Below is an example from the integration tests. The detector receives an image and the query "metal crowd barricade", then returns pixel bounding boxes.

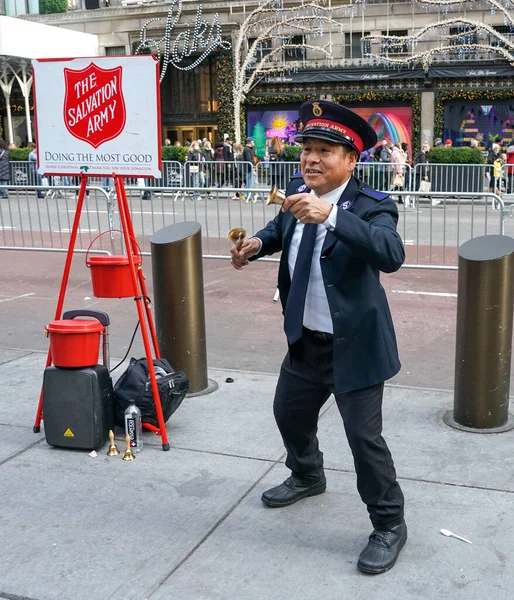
[254,160,414,194]
[10,161,34,187]
[8,160,499,198]
[255,160,301,190]
[353,161,413,193]
[8,160,259,191]
[185,160,256,190]
[0,183,113,254]
[0,175,508,270]
[121,185,279,259]
[145,160,183,188]
[412,163,490,200]
[395,190,504,269]
[501,162,514,195]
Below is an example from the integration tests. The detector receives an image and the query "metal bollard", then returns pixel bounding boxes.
[150,222,217,396]
[444,234,514,433]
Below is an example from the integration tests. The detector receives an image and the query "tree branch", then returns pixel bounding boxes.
[243,43,332,94]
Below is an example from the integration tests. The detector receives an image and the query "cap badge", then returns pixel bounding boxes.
[312,102,323,117]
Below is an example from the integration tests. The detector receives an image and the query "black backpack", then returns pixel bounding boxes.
[114,358,188,428]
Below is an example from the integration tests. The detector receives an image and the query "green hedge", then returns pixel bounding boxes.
[9,148,31,160]
[39,0,67,13]
[284,145,302,162]
[427,147,484,164]
[162,146,188,162]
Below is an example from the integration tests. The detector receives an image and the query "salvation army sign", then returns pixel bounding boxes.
[64,63,126,149]
[32,55,161,177]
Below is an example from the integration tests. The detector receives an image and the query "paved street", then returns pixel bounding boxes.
[0,356,513,600]
[0,250,460,389]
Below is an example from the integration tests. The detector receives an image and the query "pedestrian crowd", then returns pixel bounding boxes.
[174,134,291,203]
[358,135,514,208]
[358,138,433,207]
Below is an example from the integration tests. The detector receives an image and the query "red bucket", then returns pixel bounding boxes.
[46,319,103,368]
[86,231,142,298]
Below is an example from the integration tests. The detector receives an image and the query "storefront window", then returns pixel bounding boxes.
[444,101,514,148]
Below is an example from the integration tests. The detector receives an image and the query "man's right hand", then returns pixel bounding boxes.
[230,237,261,270]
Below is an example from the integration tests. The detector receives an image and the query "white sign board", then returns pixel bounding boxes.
[32,55,161,178]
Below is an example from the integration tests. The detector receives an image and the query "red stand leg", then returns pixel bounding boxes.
[119,188,160,359]
[33,175,89,433]
[114,176,169,450]
[138,269,161,359]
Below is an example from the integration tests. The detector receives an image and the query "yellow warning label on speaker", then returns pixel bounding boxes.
[63,428,75,437]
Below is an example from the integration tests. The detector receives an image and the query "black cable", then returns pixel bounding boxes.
[110,320,140,373]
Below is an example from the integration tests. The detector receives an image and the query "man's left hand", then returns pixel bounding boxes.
[282,193,333,224]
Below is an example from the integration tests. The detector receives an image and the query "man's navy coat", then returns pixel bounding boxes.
[251,175,405,393]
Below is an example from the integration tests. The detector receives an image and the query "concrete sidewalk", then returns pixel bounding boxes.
[1,349,513,600]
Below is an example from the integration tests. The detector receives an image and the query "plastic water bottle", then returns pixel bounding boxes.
[124,403,143,453]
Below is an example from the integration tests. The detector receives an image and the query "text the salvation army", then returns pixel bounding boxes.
[67,72,118,136]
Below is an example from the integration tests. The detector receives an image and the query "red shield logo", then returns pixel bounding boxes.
[63,63,126,149]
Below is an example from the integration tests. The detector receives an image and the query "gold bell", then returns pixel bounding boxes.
[122,433,136,461]
[266,185,286,206]
[227,227,247,250]
[106,430,120,456]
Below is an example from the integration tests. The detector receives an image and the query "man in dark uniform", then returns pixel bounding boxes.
[231,100,406,574]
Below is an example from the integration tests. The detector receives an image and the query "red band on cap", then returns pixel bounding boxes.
[303,119,364,153]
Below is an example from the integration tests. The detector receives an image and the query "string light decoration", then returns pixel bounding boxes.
[231,0,344,143]
[363,0,514,72]
[135,0,231,82]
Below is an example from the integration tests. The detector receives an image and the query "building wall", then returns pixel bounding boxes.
[18,0,511,66]
[13,0,514,149]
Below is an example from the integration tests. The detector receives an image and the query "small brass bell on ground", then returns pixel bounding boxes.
[106,430,120,456]
[122,433,136,461]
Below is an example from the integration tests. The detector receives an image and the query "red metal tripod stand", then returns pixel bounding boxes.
[33,174,170,451]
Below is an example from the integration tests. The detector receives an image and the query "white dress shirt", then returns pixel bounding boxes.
[288,180,349,334]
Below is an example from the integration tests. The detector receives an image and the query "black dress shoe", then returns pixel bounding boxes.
[261,475,326,508]
[357,521,407,574]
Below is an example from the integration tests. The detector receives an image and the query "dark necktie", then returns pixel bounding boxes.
[284,223,318,344]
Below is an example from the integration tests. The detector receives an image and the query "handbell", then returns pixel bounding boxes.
[106,429,120,456]
[266,185,286,206]
[122,433,136,461]
[227,227,247,250]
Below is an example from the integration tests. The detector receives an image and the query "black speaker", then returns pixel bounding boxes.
[42,365,113,450]
[85,0,100,9]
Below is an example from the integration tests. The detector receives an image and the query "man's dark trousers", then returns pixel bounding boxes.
[274,327,404,528]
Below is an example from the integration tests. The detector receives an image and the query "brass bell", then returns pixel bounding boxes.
[266,185,286,206]
[106,430,120,456]
[227,227,247,250]
[122,433,136,461]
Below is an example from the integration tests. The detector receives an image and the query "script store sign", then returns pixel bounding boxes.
[32,55,161,177]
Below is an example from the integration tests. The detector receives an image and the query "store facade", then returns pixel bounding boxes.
[9,0,514,154]
[160,55,219,145]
